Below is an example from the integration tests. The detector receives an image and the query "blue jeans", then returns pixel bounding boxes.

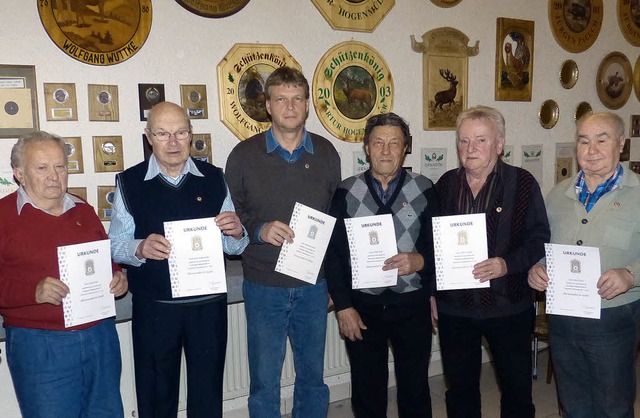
[243,279,330,418]
[6,318,124,418]
[549,299,640,418]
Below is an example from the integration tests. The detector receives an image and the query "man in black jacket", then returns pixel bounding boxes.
[435,105,550,418]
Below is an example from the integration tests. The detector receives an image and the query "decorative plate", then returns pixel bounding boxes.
[596,51,633,110]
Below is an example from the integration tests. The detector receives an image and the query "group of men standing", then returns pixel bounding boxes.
[0,65,638,418]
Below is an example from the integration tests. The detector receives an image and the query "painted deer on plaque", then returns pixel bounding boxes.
[433,69,458,111]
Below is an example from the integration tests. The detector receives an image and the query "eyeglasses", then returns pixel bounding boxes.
[151,129,191,141]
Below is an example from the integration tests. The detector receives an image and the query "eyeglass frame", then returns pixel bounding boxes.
[149,129,192,142]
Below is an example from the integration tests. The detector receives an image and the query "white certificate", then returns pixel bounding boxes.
[433,213,489,290]
[275,202,336,284]
[164,217,226,298]
[57,239,115,327]
[545,243,601,319]
[345,214,398,289]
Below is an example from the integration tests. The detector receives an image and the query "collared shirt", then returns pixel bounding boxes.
[265,127,314,164]
[455,162,500,214]
[16,185,84,215]
[370,171,401,204]
[109,155,248,267]
[575,163,623,213]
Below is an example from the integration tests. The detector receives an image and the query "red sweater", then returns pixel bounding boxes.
[0,192,115,330]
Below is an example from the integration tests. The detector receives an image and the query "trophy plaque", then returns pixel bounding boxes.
[218,43,301,140]
[191,133,212,163]
[180,85,208,119]
[44,83,78,121]
[311,0,395,32]
[93,136,124,172]
[63,136,84,174]
[38,1,152,66]
[67,187,87,201]
[97,185,116,221]
[312,41,394,142]
[548,0,603,53]
[88,84,119,121]
[138,83,165,121]
[411,28,479,130]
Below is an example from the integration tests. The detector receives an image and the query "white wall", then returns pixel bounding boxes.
[0,0,638,414]
[1,0,638,199]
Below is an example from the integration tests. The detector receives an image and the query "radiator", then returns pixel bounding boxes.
[177,303,351,408]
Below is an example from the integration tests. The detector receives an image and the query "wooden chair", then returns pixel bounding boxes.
[532,291,563,415]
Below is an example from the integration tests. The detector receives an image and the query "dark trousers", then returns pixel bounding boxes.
[438,309,535,418]
[131,295,227,418]
[345,298,433,418]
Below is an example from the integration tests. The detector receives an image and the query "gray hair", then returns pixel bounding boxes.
[362,112,411,147]
[456,105,506,142]
[11,131,67,169]
[576,112,625,140]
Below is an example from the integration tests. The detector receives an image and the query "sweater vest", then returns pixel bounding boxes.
[118,159,226,300]
[341,169,433,295]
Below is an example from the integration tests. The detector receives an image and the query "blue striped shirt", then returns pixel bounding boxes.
[575,163,623,213]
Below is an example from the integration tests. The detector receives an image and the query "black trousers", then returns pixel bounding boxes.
[131,295,227,418]
[438,308,535,418]
[345,298,433,418]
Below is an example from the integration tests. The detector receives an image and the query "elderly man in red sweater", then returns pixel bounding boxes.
[0,131,128,418]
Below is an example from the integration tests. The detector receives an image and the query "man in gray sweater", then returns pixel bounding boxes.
[225,67,341,418]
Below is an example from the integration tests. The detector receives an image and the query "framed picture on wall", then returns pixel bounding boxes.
[0,64,39,138]
[411,28,479,131]
[495,18,534,102]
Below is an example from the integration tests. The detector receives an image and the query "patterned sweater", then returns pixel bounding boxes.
[326,169,439,311]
